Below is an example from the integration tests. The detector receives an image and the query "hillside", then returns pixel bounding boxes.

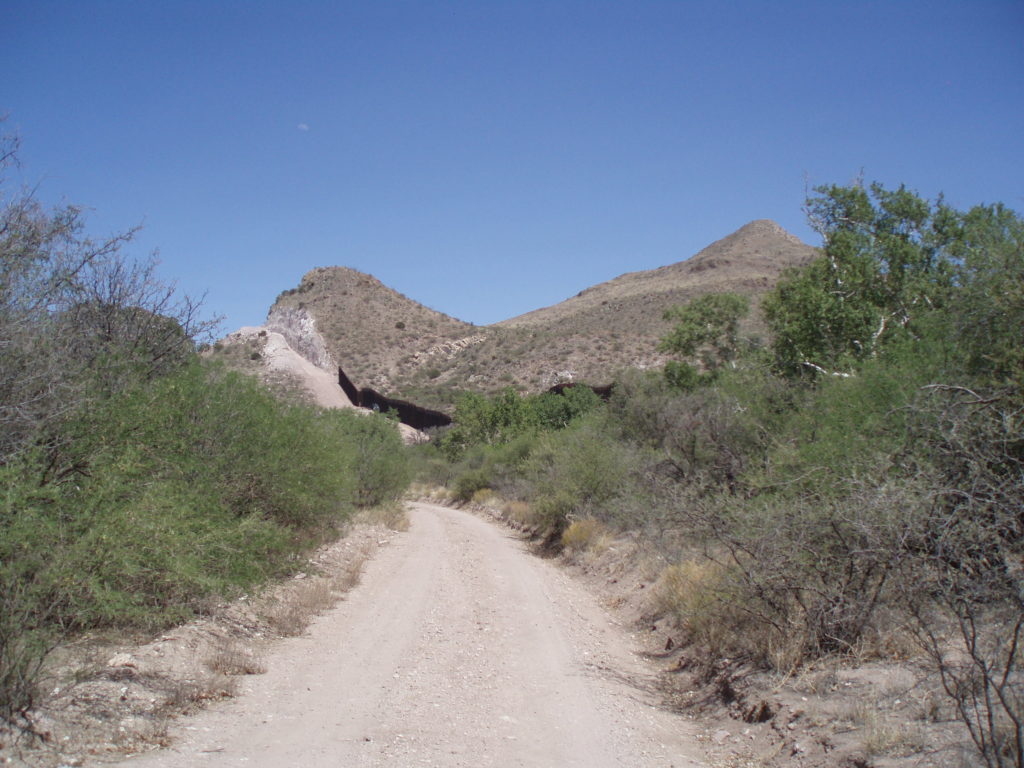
[499,219,815,330]
[268,267,479,398]
[226,220,817,412]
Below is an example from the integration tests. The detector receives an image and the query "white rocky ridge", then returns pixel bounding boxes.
[265,305,338,372]
[220,326,427,444]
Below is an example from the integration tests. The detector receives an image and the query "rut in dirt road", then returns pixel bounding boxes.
[120,502,706,768]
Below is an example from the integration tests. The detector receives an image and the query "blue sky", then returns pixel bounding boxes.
[5,1,1022,332]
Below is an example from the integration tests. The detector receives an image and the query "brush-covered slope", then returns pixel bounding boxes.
[260,220,816,411]
[499,219,815,331]
[268,266,479,396]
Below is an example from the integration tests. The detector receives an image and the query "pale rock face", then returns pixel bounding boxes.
[219,324,428,444]
[265,306,337,373]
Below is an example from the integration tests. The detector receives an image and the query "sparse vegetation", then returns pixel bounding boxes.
[265,218,814,411]
[416,181,1023,767]
[0,131,409,736]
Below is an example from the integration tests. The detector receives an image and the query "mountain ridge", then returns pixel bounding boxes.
[497,219,814,330]
[215,219,818,411]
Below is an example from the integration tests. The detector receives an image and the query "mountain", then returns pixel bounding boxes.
[267,267,477,397]
[499,219,814,331]
[215,220,817,412]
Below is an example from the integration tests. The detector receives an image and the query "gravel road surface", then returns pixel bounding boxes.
[120,502,705,767]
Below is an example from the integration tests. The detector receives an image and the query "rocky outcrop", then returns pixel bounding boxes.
[266,306,337,372]
[414,334,488,361]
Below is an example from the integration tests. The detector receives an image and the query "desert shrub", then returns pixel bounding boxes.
[663,359,700,391]
[429,429,540,504]
[63,361,352,532]
[748,348,937,495]
[342,411,410,508]
[452,468,491,503]
[521,413,631,539]
[653,560,730,648]
[0,129,413,735]
[673,477,924,670]
[530,489,579,540]
[471,487,497,505]
[561,518,610,553]
[501,499,535,527]
[439,386,601,459]
[0,467,60,730]
[1,361,370,626]
[609,369,766,493]
[405,442,454,487]
[530,386,602,430]
[0,360,410,733]
[898,389,1023,767]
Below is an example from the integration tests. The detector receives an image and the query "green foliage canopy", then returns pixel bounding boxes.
[440,385,601,458]
[659,293,750,372]
[764,182,1023,383]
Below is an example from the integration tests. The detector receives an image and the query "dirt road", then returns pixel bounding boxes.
[120,502,705,767]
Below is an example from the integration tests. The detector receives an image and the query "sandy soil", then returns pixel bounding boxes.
[226,326,354,411]
[222,326,426,443]
[261,329,356,411]
[114,503,706,768]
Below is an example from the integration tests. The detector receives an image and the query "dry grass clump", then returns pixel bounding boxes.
[111,713,174,750]
[845,697,926,758]
[331,542,372,593]
[205,639,266,676]
[852,617,920,663]
[471,487,497,505]
[791,664,840,696]
[262,578,337,637]
[653,559,726,636]
[502,499,537,528]
[357,503,409,531]
[262,541,372,637]
[162,673,239,713]
[561,518,612,554]
[652,557,813,671]
[408,482,451,504]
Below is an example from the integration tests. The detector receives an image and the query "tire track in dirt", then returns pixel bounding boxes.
[117,503,705,767]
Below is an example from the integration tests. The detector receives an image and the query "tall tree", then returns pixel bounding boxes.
[763,182,961,377]
[0,127,217,462]
[659,293,749,388]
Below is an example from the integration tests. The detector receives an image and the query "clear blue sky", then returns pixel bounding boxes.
[5,1,1022,332]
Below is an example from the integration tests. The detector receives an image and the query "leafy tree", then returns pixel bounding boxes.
[948,202,1024,388]
[439,385,604,462]
[439,391,500,457]
[659,293,749,388]
[763,182,960,377]
[531,386,601,430]
[660,293,749,370]
[0,128,217,462]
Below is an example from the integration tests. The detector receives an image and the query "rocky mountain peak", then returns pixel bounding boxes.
[226,219,818,412]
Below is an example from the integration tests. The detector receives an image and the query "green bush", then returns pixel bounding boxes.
[0,130,414,733]
[439,386,602,459]
[453,468,491,503]
[521,413,631,538]
[0,359,410,729]
[344,411,411,507]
